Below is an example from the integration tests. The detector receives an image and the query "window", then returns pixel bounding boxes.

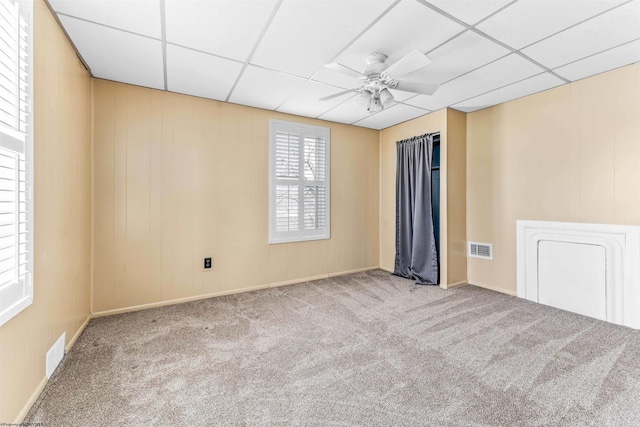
[0,0,33,327]
[269,120,330,244]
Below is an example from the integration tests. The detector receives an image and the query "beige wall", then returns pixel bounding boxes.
[91,80,379,313]
[0,0,92,422]
[467,63,640,294]
[446,109,467,286]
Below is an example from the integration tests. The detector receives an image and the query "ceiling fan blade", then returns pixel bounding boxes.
[384,49,432,78]
[323,63,365,78]
[319,89,357,101]
[395,81,440,96]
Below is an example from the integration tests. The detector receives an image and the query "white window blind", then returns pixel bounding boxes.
[269,120,330,244]
[0,0,33,327]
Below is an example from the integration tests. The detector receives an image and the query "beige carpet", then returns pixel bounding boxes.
[26,270,640,426]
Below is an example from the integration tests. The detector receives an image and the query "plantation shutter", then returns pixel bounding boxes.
[269,120,330,244]
[0,0,32,327]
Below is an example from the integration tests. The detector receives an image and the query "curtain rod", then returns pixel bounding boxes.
[396,131,440,145]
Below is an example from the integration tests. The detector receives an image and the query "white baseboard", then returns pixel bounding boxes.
[468,281,517,296]
[67,315,91,352]
[14,376,47,424]
[90,285,272,318]
[15,314,91,424]
[328,266,379,277]
[443,280,468,289]
[91,266,380,318]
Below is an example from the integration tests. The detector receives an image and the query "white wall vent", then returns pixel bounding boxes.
[469,242,492,260]
[46,332,66,379]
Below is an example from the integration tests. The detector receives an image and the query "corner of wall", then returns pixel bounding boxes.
[445,108,468,286]
[90,78,95,315]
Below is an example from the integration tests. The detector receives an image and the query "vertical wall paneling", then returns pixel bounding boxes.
[466,64,640,294]
[0,0,92,421]
[92,81,380,312]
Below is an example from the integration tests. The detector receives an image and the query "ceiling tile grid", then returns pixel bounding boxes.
[476,0,629,50]
[57,14,165,90]
[424,0,514,26]
[251,0,396,78]
[166,45,244,101]
[330,0,466,72]
[49,0,640,129]
[276,80,356,118]
[405,53,544,110]
[317,95,375,125]
[228,65,308,111]
[554,39,640,82]
[163,0,279,62]
[50,0,162,38]
[452,72,565,112]
[354,103,431,129]
[520,0,640,69]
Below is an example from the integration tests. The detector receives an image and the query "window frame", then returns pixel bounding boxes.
[268,119,330,245]
[0,0,34,327]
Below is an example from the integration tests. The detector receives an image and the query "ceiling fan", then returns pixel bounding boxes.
[320,49,439,113]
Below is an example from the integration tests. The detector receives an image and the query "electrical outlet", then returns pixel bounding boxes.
[204,257,212,269]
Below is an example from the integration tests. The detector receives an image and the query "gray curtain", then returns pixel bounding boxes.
[394,133,438,285]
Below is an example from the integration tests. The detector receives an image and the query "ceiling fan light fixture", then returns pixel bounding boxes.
[357,90,373,108]
[379,88,394,107]
[322,50,438,114]
[368,95,383,113]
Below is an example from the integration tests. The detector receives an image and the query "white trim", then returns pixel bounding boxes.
[0,289,33,326]
[67,315,91,352]
[442,280,468,289]
[269,119,330,244]
[269,234,330,245]
[0,0,33,328]
[467,281,517,296]
[13,315,90,424]
[91,266,379,318]
[13,376,46,424]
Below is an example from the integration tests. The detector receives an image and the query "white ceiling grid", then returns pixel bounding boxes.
[49,0,640,130]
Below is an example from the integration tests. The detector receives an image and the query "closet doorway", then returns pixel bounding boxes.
[431,133,440,277]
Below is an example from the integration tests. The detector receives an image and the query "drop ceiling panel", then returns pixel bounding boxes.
[164,0,278,62]
[522,1,640,69]
[425,0,514,25]
[354,103,430,130]
[166,45,243,101]
[312,68,362,90]
[400,31,509,85]
[251,0,394,78]
[387,90,418,103]
[452,73,565,113]
[51,0,640,125]
[228,66,306,111]
[58,16,164,89]
[318,88,418,125]
[333,0,465,74]
[406,54,544,111]
[477,0,627,50]
[317,96,371,125]
[49,0,161,38]
[277,81,355,118]
[554,39,640,82]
